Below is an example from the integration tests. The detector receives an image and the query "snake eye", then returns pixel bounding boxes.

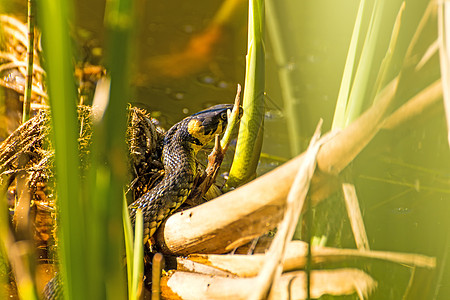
[220,112,228,121]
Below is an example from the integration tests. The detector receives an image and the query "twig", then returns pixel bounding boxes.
[220,83,242,150]
[382,79,442,129]
[437,1,450,147]
[179,240,435,278]
[188,136,224,204]
[342,183,370,250]
[416,39,439,71]
[12,154,33,240]
[23,0,35,123]
[0,184,39,299]
[151,253,164,300]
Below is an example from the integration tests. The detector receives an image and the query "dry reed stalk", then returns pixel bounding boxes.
[177,240,435,278]
[342,183,370,250]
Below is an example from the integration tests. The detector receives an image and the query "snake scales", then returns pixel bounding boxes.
[128,103,238,243]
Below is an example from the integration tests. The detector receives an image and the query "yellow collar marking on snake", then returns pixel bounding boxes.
[187,119,203,139]
[187,118,224,152]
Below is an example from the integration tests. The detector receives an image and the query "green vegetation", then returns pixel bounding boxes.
[36,0,134,298]
[227,0,265,187]
[37,0,85,298]
[22,0,34,123]
[123,200,143,300]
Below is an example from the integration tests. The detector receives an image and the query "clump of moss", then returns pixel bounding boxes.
[0,105,165,250]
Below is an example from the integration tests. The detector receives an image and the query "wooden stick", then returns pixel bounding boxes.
[22,0,35,123]
[381,79,442,130]
[178,241,435,278]
[160,269,376,300]
[152,253,165,300]
[342,183,370,250]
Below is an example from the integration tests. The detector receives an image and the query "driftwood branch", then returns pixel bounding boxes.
[342,183,370,250]
[160,269,376,300]
[155,77,443,255]
[177,240,436,278]
[382,79,442,129]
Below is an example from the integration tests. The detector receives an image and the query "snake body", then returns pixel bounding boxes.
[128,103,235,243]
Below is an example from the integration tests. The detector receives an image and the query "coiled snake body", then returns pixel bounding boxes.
[128,103,235,243]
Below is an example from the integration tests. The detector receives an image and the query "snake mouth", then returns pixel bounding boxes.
[201,118,224,136]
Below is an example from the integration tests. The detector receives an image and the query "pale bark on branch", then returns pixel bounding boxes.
[177,241,436,278]
[160,269,376,300]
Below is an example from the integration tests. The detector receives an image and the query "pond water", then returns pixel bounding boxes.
[2,0,450,299]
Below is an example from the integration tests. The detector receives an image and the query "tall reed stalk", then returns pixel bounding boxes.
[36,0,85,299]
[22,0,34,123]
[37,0,135,297]
[343,0,386,126]
[331,0,368,130]
[0,246,6,299]
[226,0,265,187]
[266,0,302,156]
[83,0,135,297]
[332,1,404,129]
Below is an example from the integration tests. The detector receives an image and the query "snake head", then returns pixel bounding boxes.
[186,104,242,150]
